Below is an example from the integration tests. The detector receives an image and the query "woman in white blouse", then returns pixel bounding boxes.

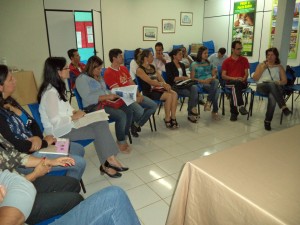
[37,57,128,178]
[253,47,291,131]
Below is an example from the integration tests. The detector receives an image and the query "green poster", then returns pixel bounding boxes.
[270,0,300,59]
[232,1,256,56]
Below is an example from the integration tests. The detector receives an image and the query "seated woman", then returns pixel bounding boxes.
[165,48,198,123]
[129,48,142,82]
[252,47,291,131]
[37,57,128,178]
[0,133,83,225]
[76,56,132,152]
[190,46,221,120]
[0,65,85,180]
[136,49,179,128]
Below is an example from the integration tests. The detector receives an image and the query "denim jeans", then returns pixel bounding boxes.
[16,142,86,180]
[256,82,285,122]
[202,79,220,113]
[104,105,133,144]
[27,176,83,225]
[177,84,198,115]
[131,96,157,127]
[50,186,141,225]
[226,80,248,115]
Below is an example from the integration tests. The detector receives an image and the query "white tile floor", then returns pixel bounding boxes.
[73,96,300,225]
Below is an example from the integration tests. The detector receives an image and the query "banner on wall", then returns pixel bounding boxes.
[270,0,300,59]
[232,0,256,56]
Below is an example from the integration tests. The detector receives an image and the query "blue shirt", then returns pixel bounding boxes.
[190,61,214,80]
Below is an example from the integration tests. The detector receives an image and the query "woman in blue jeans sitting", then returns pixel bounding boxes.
[76,56,133,153]
[190,46,221,120]
[166,48,199,123]
[253,47,291,131]
[0,65,85,180]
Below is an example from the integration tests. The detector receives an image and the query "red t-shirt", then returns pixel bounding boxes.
[222,56,249,78]
[69,62,86,89]
[104,66,132,89]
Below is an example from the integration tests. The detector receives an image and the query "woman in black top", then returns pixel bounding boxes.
[136,49,179,128]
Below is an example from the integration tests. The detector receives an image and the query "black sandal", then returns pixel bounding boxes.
[164,119,173,128]
[171,118,179,128]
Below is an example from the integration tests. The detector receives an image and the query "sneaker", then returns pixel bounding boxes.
[282,107,292,116]
[204,101,212,111]
[187,115,198,123]
[230,114,238,121]
[130,124,139,137]
[264,121,271,131]
[211,112,221,121]
[238,106,248,115]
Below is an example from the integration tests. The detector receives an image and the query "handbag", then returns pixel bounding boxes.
[151,86,166,93]
[101,98,125,109]
[174,79,198,90]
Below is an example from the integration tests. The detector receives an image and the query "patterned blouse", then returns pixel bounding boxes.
[0,133,29,173]
[190,61,214,80]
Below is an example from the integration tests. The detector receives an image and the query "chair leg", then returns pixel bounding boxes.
[222,93,225,116]
[80,179,86,193]
[179,97,185,111]
[197,94,200,115]
[128,132,132,144]
[157,102,163,115]
[152,114,157,131]
[148,118,153,132]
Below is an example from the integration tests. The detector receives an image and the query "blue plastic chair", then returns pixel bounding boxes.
[124,50,135,70]
[28,103,88,193]
[173,44,183,50]
[35,215,62,225]
[249,61,259,77]
[203,40,215,56]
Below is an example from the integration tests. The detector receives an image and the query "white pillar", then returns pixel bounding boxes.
[273,0,295,68]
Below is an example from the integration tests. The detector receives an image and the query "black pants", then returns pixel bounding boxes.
[26,176,83,225]
[226,80,248,115]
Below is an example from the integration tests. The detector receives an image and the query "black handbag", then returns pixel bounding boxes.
[173,79,198,90]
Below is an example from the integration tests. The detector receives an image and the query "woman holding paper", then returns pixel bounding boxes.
[136,49,179,129]
[0,65,85,180]
[76,56,133,152]
[37,57,128,178]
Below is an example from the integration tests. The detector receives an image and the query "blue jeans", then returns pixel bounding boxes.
[16,142,86,180]
[202,79,220,113]
[177,84,198,115]
[104,105,133,144]
[50,186,141,225]
[257,82,285,122]
[131,96,157,127]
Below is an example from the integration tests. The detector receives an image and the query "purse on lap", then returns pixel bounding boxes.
[101,98,125,109]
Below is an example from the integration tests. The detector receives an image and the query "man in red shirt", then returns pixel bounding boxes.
[222,41,249,121]
[67,49,86,89]
[104,49,157,137]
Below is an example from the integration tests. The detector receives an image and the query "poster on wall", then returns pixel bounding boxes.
[270,0,300,59]
[232,0,256,56]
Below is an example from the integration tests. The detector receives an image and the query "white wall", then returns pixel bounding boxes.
[0,0,48,85]
[203,0,300,66]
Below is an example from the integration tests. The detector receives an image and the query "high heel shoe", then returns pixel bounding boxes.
[164,118,173,128]
[171,118,179,128]
[105,160,129,172]
[100,165,122,178]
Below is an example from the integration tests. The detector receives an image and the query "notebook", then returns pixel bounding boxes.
[39,138,70,155]
[73,109,109,129]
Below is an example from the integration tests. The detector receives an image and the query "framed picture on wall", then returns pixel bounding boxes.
[143,26,158,41]
[180,12,193,26]
[162,19,176,33]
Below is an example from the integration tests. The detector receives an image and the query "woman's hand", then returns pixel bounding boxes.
[43,135,56,146]
[4,103,22,116]
[0,185,6,203]
[27,136,43,152]
[162,83,171,92]
[48,157,75,167]
[27,158,52,181]
[107,94,119,101]
[72,110,86,121]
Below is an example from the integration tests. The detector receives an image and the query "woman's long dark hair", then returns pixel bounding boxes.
[196,46,209,63]
[137,49,151,66]
[37,57,68,103]
[0,65,9,107]
[266,47,280,64]
[84,56,103,78]
[169,48,182,61]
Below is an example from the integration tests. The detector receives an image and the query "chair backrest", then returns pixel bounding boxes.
[249,61,259,76]
[73,88,84,110]
[217,65,225,87]
[124,50,135,68]
[135,76,143,92]
[28,103,44,132]
[292,65,300,78]
[203,40,215,56]
[173,44,183,50]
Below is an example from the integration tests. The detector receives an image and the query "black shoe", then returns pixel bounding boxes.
[264,121,271,131]
[131,124,139,137]
[187,115,197,123]
[238,106,248,115]
[282,107,292,116]
[230,114,238,121]
[105,160,129,172]
[198,99,205,105]
[100,165,122,178]
[136,126,141,132]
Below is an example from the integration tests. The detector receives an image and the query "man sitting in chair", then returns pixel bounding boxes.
[222,41,249,121]
[208,47,228,68]
[67,49,86,89]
